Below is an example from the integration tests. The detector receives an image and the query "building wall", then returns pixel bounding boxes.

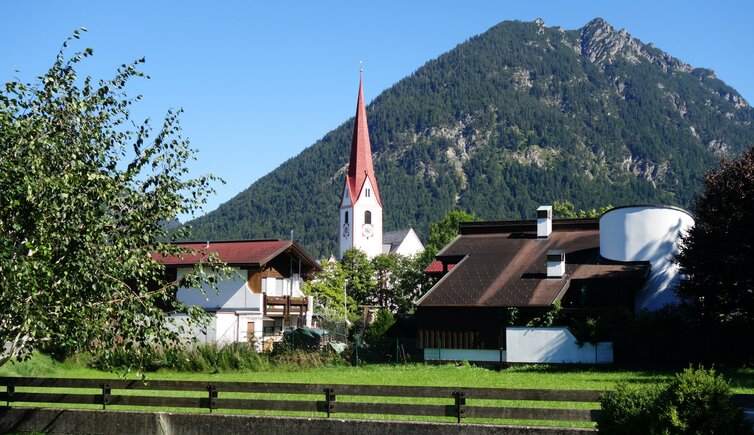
[423,348,504,363]
[599,206,694,311]
[175,267,263,311]
[393,229,424,256]
[506,327,613,364]
[340,177,383,258]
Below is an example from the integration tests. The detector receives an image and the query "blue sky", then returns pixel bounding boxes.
[2,1,752,219]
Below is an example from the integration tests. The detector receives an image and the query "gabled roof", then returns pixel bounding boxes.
[417,219,648,308]
[155,240,321,271]
[345,73,382,206]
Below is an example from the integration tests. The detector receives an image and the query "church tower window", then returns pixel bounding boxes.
[345,211,349,224]
[365,211,372,225]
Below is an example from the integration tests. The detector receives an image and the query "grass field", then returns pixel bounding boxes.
[1,353,752,428]
[1,352,753,393]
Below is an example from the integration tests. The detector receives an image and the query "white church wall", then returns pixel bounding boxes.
[393,228,424,256]
[599,206,694,312]
[348,177,383,258]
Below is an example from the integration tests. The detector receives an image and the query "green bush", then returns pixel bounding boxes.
[598,367,748,434]
[599,382,665,435]
[661,367,747,434]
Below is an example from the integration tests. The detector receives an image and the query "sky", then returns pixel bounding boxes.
[2,1,752,220]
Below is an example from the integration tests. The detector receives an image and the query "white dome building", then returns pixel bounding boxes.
[599,205,694,312]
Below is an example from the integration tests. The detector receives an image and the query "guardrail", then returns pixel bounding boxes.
[1,377,601,424]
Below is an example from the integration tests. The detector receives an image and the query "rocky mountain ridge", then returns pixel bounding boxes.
[187,18,754,257]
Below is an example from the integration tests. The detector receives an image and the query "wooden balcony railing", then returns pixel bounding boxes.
[264,295,308,317]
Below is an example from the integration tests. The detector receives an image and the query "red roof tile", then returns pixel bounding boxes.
[424,260,456,274]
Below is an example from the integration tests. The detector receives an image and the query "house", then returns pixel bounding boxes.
[156,239,321,349]
[415,205,693,365]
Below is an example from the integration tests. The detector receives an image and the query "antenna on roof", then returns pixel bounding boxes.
[205,241,210,248]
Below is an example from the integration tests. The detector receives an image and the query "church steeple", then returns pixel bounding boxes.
[339,70,383,259]
[346,71,381,206]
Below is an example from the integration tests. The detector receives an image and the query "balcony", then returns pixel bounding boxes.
[264,295,309,317]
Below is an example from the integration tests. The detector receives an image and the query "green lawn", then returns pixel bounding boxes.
[2,352,752,393]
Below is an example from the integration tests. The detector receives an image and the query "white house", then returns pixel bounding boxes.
[416,204,693,365]
[156,239,321,350]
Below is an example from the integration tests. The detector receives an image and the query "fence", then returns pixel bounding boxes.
[0,376,602,425]
[2,377,752,427]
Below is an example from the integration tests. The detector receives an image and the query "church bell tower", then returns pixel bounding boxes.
[339,71,383,259]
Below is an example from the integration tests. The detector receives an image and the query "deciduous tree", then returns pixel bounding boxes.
[676,146,754,326]
[0,31,229,370]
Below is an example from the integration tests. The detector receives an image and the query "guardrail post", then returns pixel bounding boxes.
[207,384,218,413]
[100,383,111,410]
[323,387,336,417]
[453,390,466,423]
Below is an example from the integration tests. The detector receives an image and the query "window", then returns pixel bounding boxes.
[366,188,371,197]
[365,210,372,224]
[344,211,349,224]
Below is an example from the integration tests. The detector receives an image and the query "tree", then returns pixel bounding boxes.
[340,248,376,307]
[302,260,356,322]
[553,200,612,219]
[676,146,754,327]
[0,30,229,370]
[425,210,476,256]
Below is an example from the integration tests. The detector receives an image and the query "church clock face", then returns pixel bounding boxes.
[362,223,374,238]
[342,223,350,237]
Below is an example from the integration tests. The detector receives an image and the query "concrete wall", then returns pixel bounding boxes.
[0,408,597,435]
[424,348,504,363]
[599,206,694,312]
[506,327,612,364]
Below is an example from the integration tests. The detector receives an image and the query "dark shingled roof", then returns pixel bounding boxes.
[417,219,648,308]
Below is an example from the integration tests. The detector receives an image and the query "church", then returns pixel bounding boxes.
[338,72,424,259]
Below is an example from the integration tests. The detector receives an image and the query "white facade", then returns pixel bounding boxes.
[339,177,383,259]
[383,228,425,256]
[506,327,613,364]
[422,328,612,364]
[172,266,312,348]
[600,206,694,312]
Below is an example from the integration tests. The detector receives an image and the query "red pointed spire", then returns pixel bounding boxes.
[346,70,382,205]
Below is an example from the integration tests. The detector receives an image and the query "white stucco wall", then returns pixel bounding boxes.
[599,206,694,311]
[340,177,383,259]
[506,327,613,364]
[175,267,263,310]
[393,228,425,256]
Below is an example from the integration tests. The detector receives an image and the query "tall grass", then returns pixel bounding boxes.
[87,343,348,373]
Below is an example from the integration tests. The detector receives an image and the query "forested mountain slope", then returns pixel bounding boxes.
[187,18,754,258]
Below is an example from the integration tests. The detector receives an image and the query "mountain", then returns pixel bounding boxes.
[187,18,754,258]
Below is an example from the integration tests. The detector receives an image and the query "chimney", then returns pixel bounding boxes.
[537,205,552,238]
[546,250,565,278]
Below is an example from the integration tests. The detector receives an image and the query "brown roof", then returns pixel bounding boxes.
[154,240,321,271]
[417,219,648,308]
